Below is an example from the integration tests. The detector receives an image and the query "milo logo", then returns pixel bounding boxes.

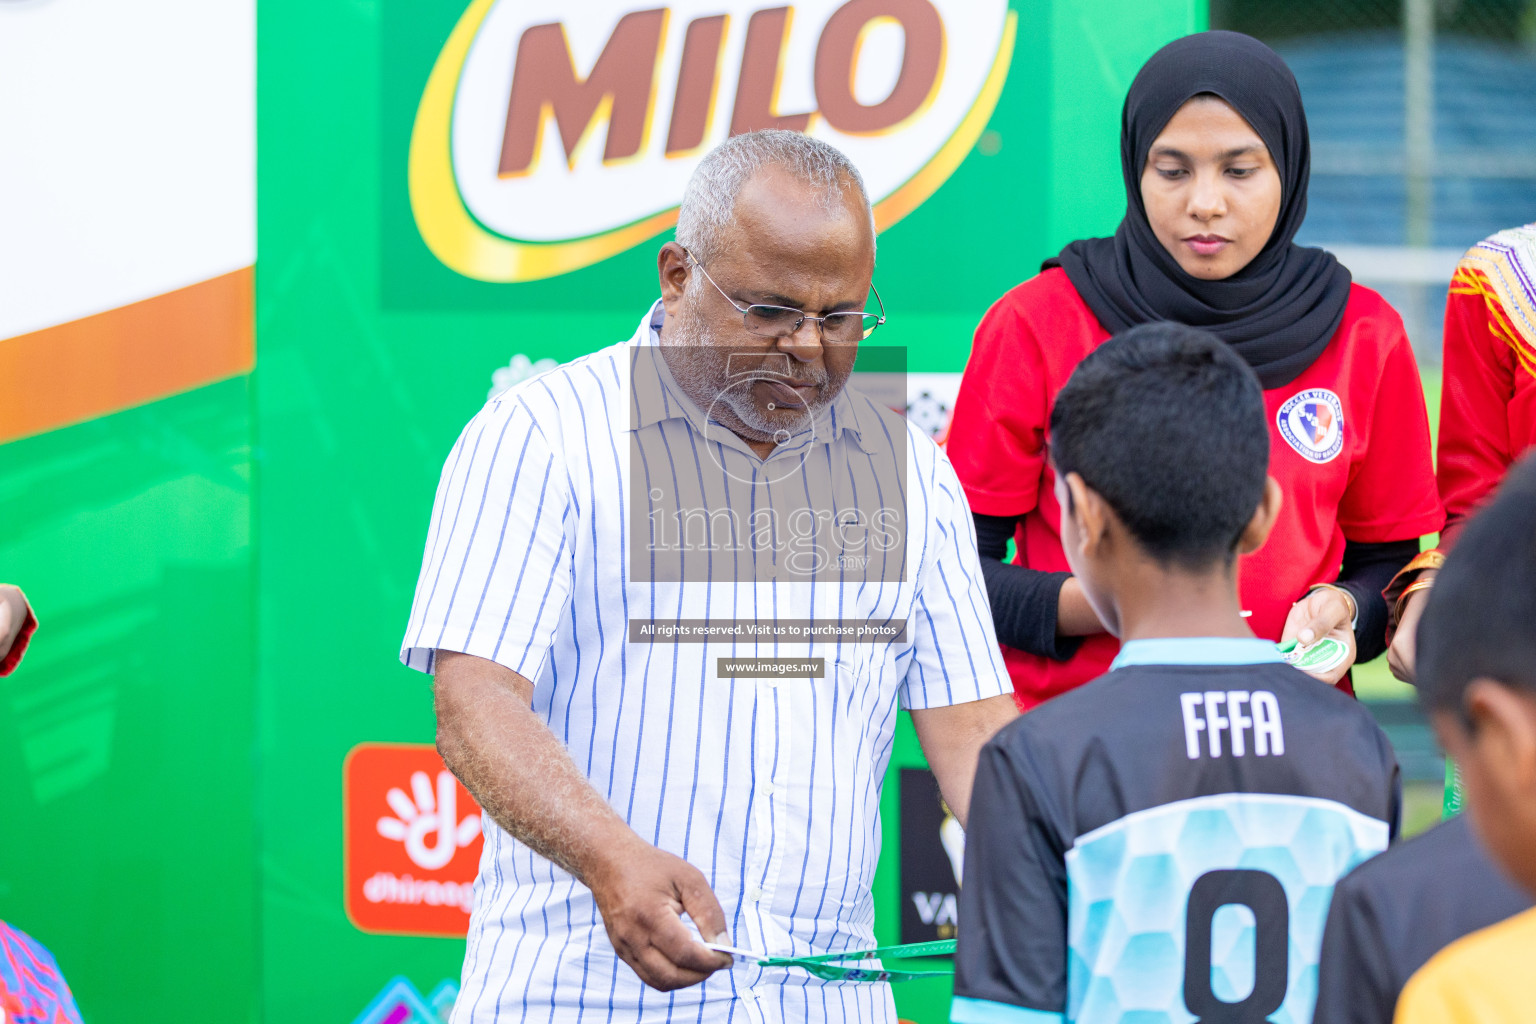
[409,1,1015,281]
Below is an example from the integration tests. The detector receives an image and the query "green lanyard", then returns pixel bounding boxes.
[1444,759,1466,817]
[744,940,957,983]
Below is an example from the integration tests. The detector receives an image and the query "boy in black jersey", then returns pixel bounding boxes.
[951,323,1401,1024]
[1313,812,1530,1023]
[1389,454,1536,1020]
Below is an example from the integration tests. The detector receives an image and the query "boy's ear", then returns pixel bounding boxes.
[1464,680,1536,789]
[1236,477,1284,556]
[1064,473,1112,555]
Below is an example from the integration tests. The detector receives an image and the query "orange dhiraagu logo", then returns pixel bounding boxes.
[344,743,486,938]
[409,0,1016,282]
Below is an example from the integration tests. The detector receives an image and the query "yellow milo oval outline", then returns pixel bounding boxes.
[409,2,1017,284]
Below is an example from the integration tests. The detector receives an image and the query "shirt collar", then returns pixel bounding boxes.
[627,300,877,454]
[628,303,690,432]
[1110,637,1285,670]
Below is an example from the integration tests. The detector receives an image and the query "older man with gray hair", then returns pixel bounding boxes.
[401,129,1016,1023]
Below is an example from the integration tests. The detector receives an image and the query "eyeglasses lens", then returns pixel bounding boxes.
[743,307,878,341]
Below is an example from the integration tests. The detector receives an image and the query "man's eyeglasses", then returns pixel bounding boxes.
[685,250,885,342]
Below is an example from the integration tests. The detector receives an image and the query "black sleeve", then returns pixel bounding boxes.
[953,735,1069,1022]
[1313,869,1398,1024]
[1335,539,1419,664]
[973,512,1084,662]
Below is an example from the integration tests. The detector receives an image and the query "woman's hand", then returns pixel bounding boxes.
[1056,577,1107,637]
[1280,586,1357,686]
[1386,570,1437,684]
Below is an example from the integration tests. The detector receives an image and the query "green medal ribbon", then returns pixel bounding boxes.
[755,939,957,983]
[1444,759,1466,817]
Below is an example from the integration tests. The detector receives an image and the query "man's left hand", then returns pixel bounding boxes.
[1280,586,1357,686]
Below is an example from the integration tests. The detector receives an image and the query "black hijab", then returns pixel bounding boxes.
[1045,30,1352,390]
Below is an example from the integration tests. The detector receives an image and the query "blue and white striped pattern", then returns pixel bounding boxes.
[401,304,1009,1023]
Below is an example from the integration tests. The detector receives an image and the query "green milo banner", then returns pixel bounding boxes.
[1,0,1201,1020]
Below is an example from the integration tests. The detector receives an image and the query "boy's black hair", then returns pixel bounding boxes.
[1417,452,1536,715]
[1049,321,1269,569]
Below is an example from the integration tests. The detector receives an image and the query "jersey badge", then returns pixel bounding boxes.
[1277,388,1345,463]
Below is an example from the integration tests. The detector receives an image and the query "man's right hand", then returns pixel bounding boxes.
[585,836,733,991]
[434,649,732,992]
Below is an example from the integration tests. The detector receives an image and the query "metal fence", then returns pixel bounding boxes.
[1213,0,1536,361]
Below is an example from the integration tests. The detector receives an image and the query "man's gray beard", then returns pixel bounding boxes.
[664,295,833,439]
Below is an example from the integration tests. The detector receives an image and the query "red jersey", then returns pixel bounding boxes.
[1437,228,1536,548]
[947,268,1443,709]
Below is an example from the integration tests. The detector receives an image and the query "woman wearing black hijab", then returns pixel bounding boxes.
[947,31,1443,709]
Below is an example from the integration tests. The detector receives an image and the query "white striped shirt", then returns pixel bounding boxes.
[401,303,1009,1023]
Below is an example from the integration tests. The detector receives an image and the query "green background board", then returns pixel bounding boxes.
[0,380,258,1022]
[260,1,1206,1020]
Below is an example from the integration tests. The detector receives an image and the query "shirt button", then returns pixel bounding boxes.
[748,887,764,902]
[762,783,777,796]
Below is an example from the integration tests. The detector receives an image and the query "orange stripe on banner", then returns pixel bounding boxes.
[0,267,254,444]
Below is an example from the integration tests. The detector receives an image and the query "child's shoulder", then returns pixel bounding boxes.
[986,665,1179,761]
